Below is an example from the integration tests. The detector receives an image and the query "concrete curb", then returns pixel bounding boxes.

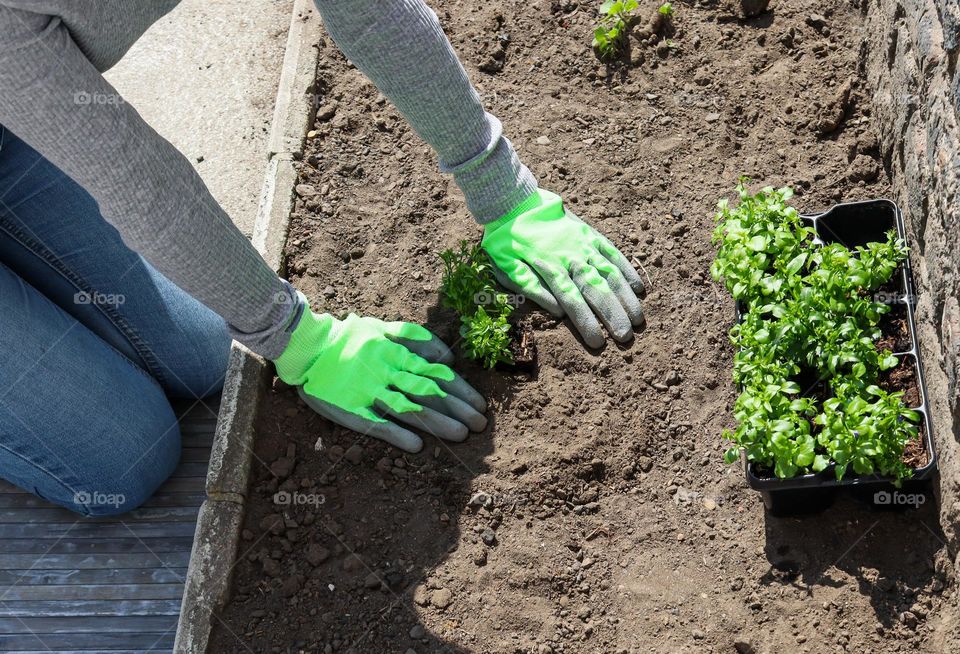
[173,2,321,651]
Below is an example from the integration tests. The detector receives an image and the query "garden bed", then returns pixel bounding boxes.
[210,1,955,652]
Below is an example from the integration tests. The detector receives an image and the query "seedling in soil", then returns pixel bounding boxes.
[439,241,515,369]
[712,181,920,483]
[658,2,675,17]
[593,0,640,60]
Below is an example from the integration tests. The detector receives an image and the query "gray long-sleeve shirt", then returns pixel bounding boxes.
[0,0,537,359]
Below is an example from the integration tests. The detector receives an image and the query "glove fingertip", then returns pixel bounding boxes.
[583,331,606,349]
[468,412,488,433]
[631,279,647,298]
[444,422,470,443]
[611,327,635,343]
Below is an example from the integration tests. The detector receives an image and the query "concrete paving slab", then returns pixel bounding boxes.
[106,0,294,237]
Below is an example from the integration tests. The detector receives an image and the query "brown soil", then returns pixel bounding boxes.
[211,1,955,653]
[881,355,921,409]
[903,423,929,470]
[504,320,538,372]
[878,354,929,469]
[877,304,912,355]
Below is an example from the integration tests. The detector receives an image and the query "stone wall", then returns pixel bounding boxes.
[862,0,960,554]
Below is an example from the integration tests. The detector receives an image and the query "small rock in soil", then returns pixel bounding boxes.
[295,184,317,198]
[413,585,430,607]
[363,571,381,589]
[315,102,338,122]
[737,0,769,18]
[901,611,918,629]
[847,154,880,182]
[816,79,852,135]
[805,14,827,30]
[259,514,285,535]
[431,588,454,609]
[468,491,493,509]
[280,574,303,597]
[342,554,364,572]
[262,557,281,577]
[305,543,330,566]
[384,570,404,589]
[270,457,293,479]
[344,444,364,465]
[409,624,426,639]
[481,528,498,546]
[326,445,344,462]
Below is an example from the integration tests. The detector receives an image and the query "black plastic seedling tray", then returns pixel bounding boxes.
[737,199,937,516]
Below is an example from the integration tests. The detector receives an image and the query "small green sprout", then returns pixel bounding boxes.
[658,2,674,17]
[593,0,640,60]
[439,241,515,369]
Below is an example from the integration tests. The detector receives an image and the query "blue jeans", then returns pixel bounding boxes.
[0,126,230,516]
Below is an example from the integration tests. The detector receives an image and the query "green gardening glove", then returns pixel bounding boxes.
[274,299,487,453]
[482,189,645,348]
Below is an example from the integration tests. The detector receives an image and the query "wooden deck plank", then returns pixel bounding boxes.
[0,551,191,570]
[0,398,218,652]
[0,599,182,617]
[0,493,207,510]
[0,521,199,540]
[0,567,188,586]
[0,631,175,650]
[0,506,200,524]
[0,583,184,601]
[0,614,179,634]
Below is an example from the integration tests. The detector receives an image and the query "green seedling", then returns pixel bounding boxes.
[439,241,515,369]
[593,0,640,60]
[658,2,675,17]
[461,306,514,370]
[713,181,918,483]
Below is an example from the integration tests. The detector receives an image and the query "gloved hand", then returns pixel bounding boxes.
[273,300,487,453]
[482,189,645,348]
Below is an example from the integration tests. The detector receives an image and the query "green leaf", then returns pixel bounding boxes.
[795,435,815,466]
[785,253,807,274]
[723,447,740,464]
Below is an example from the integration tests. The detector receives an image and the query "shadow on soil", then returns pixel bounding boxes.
[761,493,947,629]
[210,305,514,653]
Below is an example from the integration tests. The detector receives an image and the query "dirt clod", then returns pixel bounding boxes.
[737,0,769,18]
[431,588,453,609]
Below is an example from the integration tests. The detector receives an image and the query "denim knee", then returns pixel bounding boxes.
[67,384,183,517]
[73,426,181,517]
